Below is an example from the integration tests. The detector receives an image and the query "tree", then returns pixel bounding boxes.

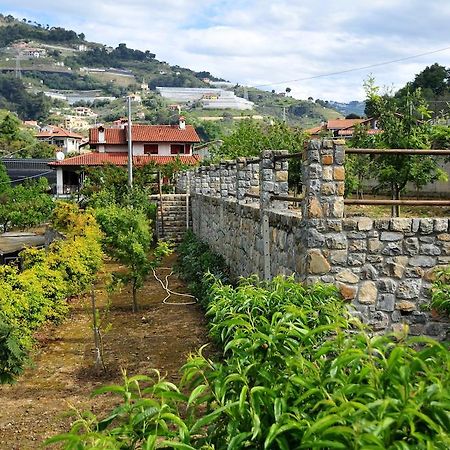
[95,205,171,312]
[351,78,447,216]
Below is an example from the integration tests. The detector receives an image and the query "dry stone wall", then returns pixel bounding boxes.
[177,140,449,339]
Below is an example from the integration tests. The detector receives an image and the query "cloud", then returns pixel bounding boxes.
[2,0,450,101]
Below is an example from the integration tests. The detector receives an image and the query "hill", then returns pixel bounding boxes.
[0,14,343,129]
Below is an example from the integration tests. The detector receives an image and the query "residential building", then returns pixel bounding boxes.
[37,125,85,154]
[306,118,380,139]
[49,118,201,195]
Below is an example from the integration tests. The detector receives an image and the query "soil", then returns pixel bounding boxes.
[0,254,212,449]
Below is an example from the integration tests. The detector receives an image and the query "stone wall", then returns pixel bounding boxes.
[176,140,449,339]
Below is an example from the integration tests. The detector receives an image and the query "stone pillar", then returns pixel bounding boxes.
[236,157,248,203]
[225,161,236,199]
[301,140,347,284]
[219,162,228,199]
[258,150,289,280]
[210,164,220,197]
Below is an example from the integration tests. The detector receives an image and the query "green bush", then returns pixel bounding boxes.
[176,230,230,304]
[0,202,103,383]
[49,236,450,449]
[51,274,450,449]
[431,266,450,315]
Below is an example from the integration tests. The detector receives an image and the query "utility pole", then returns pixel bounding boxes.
[127,96,133,188]
[282,106,286,122]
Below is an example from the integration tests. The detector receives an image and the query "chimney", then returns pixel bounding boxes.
[98,125,105,143]
[179,116,186,130]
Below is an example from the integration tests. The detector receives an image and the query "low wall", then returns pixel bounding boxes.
[178,141,449,338]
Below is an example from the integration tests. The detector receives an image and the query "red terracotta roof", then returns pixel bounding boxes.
[49,152,200,167]
[37,125,84,139]
[89,124,200,144]
[327,119,367,130]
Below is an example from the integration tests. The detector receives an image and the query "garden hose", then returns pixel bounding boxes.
[152,267,198,305]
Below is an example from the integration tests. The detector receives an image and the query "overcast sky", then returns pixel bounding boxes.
[2,0,450,102]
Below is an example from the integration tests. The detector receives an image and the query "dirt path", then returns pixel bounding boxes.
[0,255,211,449]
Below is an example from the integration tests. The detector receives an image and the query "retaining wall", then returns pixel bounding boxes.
[177,140,449,338]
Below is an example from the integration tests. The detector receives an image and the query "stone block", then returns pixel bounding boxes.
[409,255,436,267]
[404,237,419,256]
[378,278,397,294]
[420,243,441,256]
[377,294,395,312]
[309,163,323,179]
[326,233,347,249]
[331,198,345,218]
[369,311,389,331]
[322,167,333,181]
[420,219,434,234]
[336,269,360,284]
[368,238,381,253]
[306,228,326,247]
[390,218,412,232]
[329,250,348,264]
[404,266,424,278]
[336,182,345,196]
[348,239,367,252]
[348,253,366,266]
[337,282,358,301]
[357,217,373,231]
[321,182,336,195]
[397,279,421,299]
[307,197,323,218]
[380,232,403,241]
[333,166,345,181]
[358,281,377,304]
[322,155,333,165]
[361,264,378,280]
[434,218,448,232]
[437,233,450,241]
[381,242,402,256]
[395,300,416,312]
[307,249,331,274]
[334,146,345,164]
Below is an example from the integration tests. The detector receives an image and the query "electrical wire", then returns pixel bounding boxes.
[252,46,450,88]
[152,267,198,306]
[0,170,54,185]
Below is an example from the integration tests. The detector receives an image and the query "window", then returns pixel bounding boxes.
[144,144,158,154]
[170,144,185,155]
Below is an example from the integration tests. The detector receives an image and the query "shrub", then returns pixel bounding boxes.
[176,230,230,304]
[0,202,103,383]
[431,266,450,315]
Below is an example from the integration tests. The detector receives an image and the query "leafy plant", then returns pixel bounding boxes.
[431,266,450,315]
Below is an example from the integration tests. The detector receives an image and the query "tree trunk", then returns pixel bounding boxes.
[91,286,104,373]
[132,279,139,313]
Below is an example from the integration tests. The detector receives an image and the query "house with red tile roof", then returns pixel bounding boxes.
[37,125,85,154]
[49,118,201,195]
[306,118,381,139]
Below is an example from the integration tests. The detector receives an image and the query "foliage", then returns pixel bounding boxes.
[0,110,55,157]
[50,270,450,449]
[348,78,448,211]
[431,266,450,315]
[0,173,54,232]
[0,202,103,383]
[0,75,52,121]
[94,204,169,312]
[176,230,230,304]
[0,21,82,47]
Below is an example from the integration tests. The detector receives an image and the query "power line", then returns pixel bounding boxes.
[0,170,54,185]
[253,46,450,88]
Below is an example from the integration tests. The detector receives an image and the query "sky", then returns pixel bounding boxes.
[2,0,450,102]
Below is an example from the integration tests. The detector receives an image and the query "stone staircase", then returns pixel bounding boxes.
[150,194,191,243]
